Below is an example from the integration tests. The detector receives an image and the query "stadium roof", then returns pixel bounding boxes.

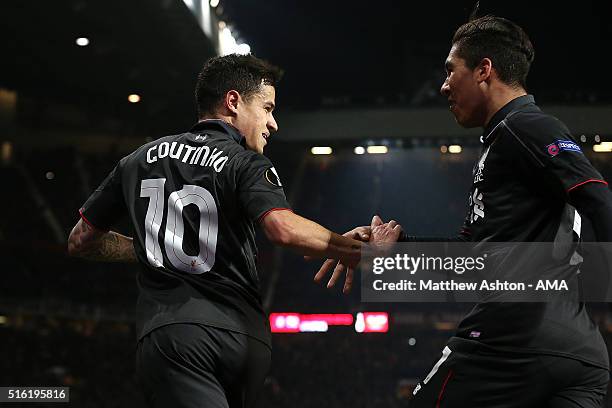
[1,0,610,137]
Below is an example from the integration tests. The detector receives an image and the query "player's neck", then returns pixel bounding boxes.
[483,86,527,129]
[199,113,234,126]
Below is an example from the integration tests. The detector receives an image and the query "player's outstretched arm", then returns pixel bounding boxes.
[67,218,137,263]
[261,209,363,270]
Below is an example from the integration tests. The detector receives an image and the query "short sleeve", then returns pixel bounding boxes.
[80,161,126,231]
[505,112,606,193]
[236,152,291,222]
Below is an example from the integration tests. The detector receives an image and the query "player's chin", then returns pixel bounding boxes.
[451,109,464,125]
[454,112,478,129]
[454,116,467,128]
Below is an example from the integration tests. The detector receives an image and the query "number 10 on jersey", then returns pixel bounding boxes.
[140,178,218,274]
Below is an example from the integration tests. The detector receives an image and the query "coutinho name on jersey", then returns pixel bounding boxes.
[146,141,229,172]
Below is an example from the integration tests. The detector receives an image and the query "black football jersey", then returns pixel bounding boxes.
[456,95,609,368]
[80,120,291,347]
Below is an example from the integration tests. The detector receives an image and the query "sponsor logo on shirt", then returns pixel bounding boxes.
[546,140,582,157]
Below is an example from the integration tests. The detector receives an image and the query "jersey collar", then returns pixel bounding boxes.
[481,94,535,144]
[190,119,244,145]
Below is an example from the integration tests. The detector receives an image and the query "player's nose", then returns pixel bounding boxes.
[268,114,278,133]
[440,80,450,97]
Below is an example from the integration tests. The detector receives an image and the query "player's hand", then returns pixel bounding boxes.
[371,220,402,244]
[313,216,382,293]
[312,224,370,293]
[347,225,371,241]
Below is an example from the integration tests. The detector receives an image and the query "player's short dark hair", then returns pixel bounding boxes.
[452,16,535,89]
[195,54,283,117]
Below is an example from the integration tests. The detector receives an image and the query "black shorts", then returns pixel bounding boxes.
[135,323,271,408]
[410,337,609,408]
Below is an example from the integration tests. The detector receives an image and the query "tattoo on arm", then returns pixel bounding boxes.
[70,219,137,263]
[80,231,137,262]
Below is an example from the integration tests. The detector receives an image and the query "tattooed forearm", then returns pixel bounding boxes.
[79,232,137,262]
[68,218,137,262]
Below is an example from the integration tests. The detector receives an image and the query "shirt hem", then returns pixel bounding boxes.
[257,207,293,223]
[138,320,272,350]
[79,208,110,232]
[567,179,608,193]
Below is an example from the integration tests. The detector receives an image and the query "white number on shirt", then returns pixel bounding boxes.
[140,179,218,274]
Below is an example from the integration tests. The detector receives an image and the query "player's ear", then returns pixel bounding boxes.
[224,90,241,115]
[476,57,493,83]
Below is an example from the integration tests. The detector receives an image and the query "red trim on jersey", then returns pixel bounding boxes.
[258,208,293,223]
[567,179,608,193]
[436,370,454,408]
[79,208,109,232]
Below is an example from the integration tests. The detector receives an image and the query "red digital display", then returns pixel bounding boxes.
[269,313,302,333]
[300,314,354,325]
[355,312,389,333]
[270,312,387,333]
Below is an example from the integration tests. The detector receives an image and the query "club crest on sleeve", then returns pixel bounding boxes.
[265,167,282,187]
[545,140,582,157]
